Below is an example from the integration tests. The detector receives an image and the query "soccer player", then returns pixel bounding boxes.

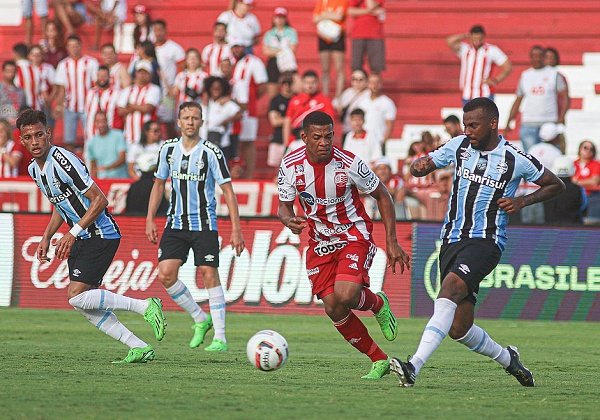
[390,98,565,387]
[277,111,411,379]
[146,101,245,352]
[17,108,166,364]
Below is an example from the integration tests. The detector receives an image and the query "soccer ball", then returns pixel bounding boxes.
[246,330,289,371]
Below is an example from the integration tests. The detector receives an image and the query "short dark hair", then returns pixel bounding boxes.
[302,111,333,131]
[178,101,202,118]
[153,19,167,28]
[530,45,544,54]
[2,60,16,70]
[544,47,560,65]
[214,21,227,29]
[100,43,116,52]
[470,25,485,35]
[66,34,82,43]
[16,108,46,130]
[444,115,460,124]
[204,76,231,97]
[462,97,499,120]
[302,70,319,79]
[98,65,110,73]
[13,43,29,59]
[350,108,365,119]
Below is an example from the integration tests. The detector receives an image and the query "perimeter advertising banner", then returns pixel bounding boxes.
[411,223,600,321]
[11,214,412,316]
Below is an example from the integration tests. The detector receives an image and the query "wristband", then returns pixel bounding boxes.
[69,223,83,237]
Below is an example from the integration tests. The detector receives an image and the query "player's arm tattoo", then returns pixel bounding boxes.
[523,169,566,207]
[410,155,437,177]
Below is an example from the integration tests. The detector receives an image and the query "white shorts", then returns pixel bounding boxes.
[239,115,258,142]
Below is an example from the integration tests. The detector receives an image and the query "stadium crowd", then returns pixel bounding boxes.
[1,0,599,224]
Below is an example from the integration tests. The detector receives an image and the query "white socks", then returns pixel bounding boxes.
[166,280,207,323]
[411,298,457,374]
[68,289,148,315]
[75,308,147,349]
[456,324,511,368]
[208,286,226,342]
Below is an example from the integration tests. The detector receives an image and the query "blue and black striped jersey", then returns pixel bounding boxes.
[28,146,121,239]
[155,138,231,231]
[430,135,544,251]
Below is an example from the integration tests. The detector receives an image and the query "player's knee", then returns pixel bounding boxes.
[333,288,358,308]
[157,270,177,287]
[438,274,468,303]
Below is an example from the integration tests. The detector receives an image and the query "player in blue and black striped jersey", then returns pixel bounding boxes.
[391,98,565,388]
[18,108,166,364]
[146,101,245,352]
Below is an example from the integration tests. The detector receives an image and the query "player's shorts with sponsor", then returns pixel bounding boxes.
[239,114,258,142]
[439,238,501,304]
[306,239,377,299]
[68,237,120,286]
[158,226,220,267]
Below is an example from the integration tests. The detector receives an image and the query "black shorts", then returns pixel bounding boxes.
[266,57,279,84]
[158,227,219,267]
[318,33,346,52]
[439,238,501,304]
[68,237,120,286]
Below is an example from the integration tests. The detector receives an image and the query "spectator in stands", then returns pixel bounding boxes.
[283,69,335,150]
[117,60,161,144]
[201,22,232,77]
[313,0,348,99]
[505,45,569,151]
[348,0,385,75]
[544,156,587,225]
[421,130,440,152]
[86,0,127,50]
[0,119,20,178]
[22,0,48,46]
[51,0,87,37]
[127,120,163,180]
[87,112,128,179]
[201,76,242,161]
[28,44,56,128]
[529,122,564,169]
[39,20,67,68]
[267,73,293,167]
[54,35,99,148]
[101,43,131,90]
[573,140,600,223]
[0,61,27,127]
[446,25,512,104]
[544,46,570,153]
[218,0,261,53]
[404,140,434,191]
[171,49,207,112]
[125,151,168,215]
[335,68,369,140]
[369,157,411,220]
[132,4,154,44]
[13,43,42,112]
[84,65,123,141]
[128,41,161,88]
[230,38,268,178]
[153,19,185,139]
[443,114,462,138]
[262,7,298,99]
[356,73,396,152]
[229,156,246,179]
[343,108,381,164]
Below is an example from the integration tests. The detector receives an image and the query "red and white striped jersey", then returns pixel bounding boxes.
[117,83,161,144]
[278,146,380,244]
[14,59,43,110]
[37,63,55,95]
[458,42,507,100]
[0,140,19,178]
[108,62,127,90]
[231,54,267,117]
[174,69,208,108]
[84,86,123,140]
[201,42,232,77]
[54,55,99,113]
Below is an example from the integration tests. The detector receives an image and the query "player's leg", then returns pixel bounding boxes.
[332,50,345,99]
[319,50,331,97]
[199,266,227,352]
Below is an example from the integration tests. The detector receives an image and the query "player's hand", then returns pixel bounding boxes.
[37,237,51,263]
[386,240,411,274]
[54,233,76,260]
[497,196,525,214]
[286,216,307,235]
[146,219,158,244]
[231,229,245,257]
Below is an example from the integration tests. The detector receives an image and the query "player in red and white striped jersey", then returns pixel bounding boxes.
[28,45,55,113]
[101,43,132,90]
[117,60,161,144]
[84,66,123,140]
[201,22,232,77]
[278,111,410,379]
[171,48,208,111]
[54,35,99,145]
[0,120,20,178]
[13,43,43,111]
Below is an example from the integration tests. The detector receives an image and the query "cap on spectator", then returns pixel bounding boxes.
[374,157,392,169]
[274,7,288,16]
[135,60,153,73]
[552,156,575,177]
[228,37,245,47]
[133,4,148,14]
[539,122,565,142]
[229,156,246,168]
[241,0,254,4]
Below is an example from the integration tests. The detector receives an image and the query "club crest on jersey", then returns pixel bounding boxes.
[295,164,304,175]
[181,160,189,171]
[496,161,509,174]
[52,178,61,189]
[196,159,204,170]
[335,160,344,170]
[460,147,471,160]
[476,157,487,171]
[334,172,347,186]
[299,191,315,205]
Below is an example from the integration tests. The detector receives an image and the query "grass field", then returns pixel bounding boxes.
[1,308,598,419]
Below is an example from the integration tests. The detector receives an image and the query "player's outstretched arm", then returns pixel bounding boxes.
[370,182,411,274]
[38,207,64,263]
[221,182,245,256]
[410,155,437,178]
[146,178,166,244]
[278,200,307,235]
[498,170,566,214]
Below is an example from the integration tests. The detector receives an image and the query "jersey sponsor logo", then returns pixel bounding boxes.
[334,172,347,186]
[496,161,509,174]
[313,240,348,256]
[203,140,223,159]
[171,170,206,182]
[460,147,471,161]
[316,223,352,236]
[52,149,73,171]
[306,267,320,276]
[278,189,295,201]
[315,196,346,206]
[348,262,359,270]
[365,175,379,191]
[346,253,359,262]
[299,191,315,205]
[48,189,73,204]
[476,157,488,171]
[357,160,371,178]
[457,166,507,190]
[458,264,470,274]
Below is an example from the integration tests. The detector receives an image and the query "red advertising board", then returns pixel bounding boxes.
[13,214,412,316]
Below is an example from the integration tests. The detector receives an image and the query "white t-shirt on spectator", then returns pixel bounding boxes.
[0,140,19,178]
[201,99,241,148]
[343,130,382,164]
[356,94,397,145]
[118,83,161,144]
[217,10,261,47]
[517,66,566,124]
[201,43,232,77]
[127,141,163,175]
[528,142,563,170]
[155,39,186,90]
[336,87,370,133]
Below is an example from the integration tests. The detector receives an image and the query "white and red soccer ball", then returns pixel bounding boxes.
[246,330,289,371]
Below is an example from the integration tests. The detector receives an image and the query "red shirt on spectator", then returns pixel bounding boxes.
[574,159,600,195]
[10,135,33,176]
[285,92,335,144]
[349,0,384,39]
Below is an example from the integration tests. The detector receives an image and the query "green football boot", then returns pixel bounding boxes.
[190,315,213,348]
[204,338,228,352]
[374,291,398,341]
[112,345,155,364]
[143,298,166,341]
[361,359,390,379]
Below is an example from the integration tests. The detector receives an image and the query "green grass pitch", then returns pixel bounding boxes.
[1,308,598,419]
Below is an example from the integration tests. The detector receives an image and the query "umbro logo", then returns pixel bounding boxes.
[460,147,471,160]
[72,269,81,277]
[205,254,215,262]
[349,262,359,270]
[458,264,470,274]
